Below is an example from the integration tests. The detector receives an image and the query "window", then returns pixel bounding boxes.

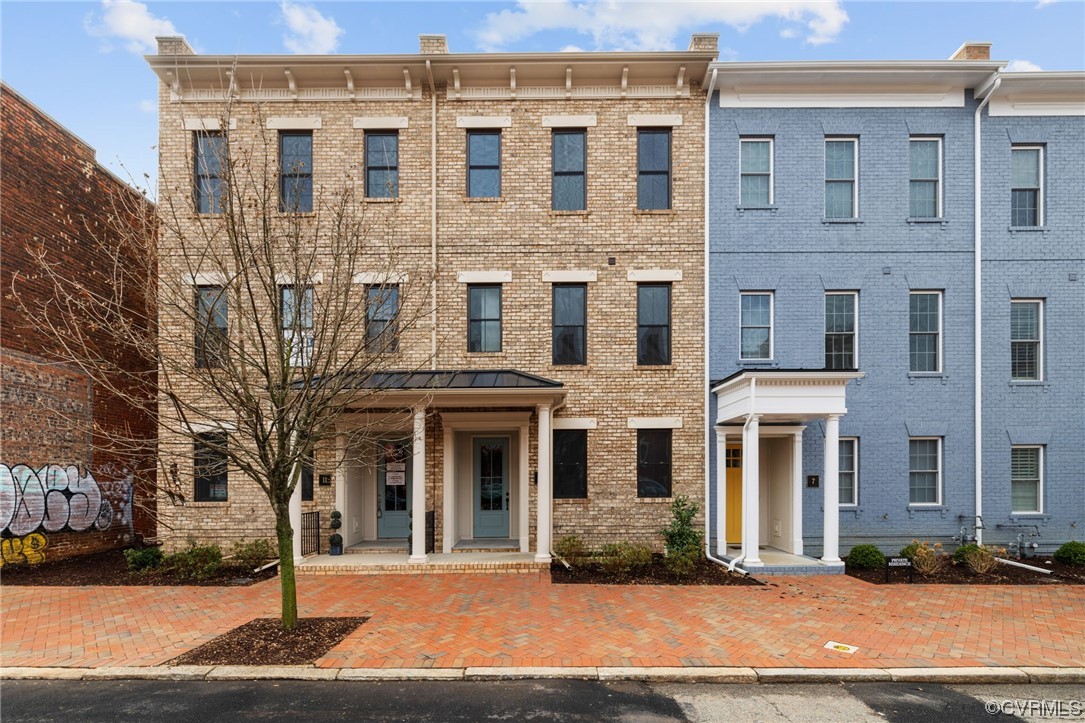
[281,285,314,366]
[552,284,586,365]
[467,130,501,198]
[365,131,398,198]
[467,285,501,352]
[195,285,228,368]
[739,138,773,206]
[280,131,313,212]
[1011,146,1043,226]
[825,138,858,218]
[740,292,773,360]
[909,291,942,373]
[909,137,942,218]
[552,129,586,211]
[636,284,671,365]
[366,285,399,352]
[1010,300,1043,381]
[194,132,225,214]
[194,432,228,502]
[637,128,671,210]
[637,429,672,498]
[908,437,941,505]
[300,450,314,502]
[839,438,858,506]
[825,292,857,370]
[553,429,588,499]
[1011,446,1042,513]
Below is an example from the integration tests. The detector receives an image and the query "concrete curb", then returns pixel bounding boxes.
[2,665,1079,684]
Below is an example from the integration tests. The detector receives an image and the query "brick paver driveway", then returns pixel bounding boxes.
[2,573,1083,669]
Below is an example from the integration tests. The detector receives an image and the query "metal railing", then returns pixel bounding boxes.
[301,511,320,556]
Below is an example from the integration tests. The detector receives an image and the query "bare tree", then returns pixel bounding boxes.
[18,99,435,629]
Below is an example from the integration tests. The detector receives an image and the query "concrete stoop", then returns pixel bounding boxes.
[3,666,1082,684]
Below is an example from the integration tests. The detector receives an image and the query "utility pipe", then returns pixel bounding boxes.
[727,377,756,573]
[427,59,437,370]
[996,557,1051,574]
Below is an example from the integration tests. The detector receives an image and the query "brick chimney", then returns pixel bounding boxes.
[688,33,719,53]
[156,35,194,55]
[419,34,449,54]
[949,42,992,61]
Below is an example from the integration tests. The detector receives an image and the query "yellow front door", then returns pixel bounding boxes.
[725,445,742,545]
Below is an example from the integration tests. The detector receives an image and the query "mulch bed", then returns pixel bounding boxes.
[846,556,1085,585]
[169,617,367,666]
[0,547,277,587]
[551,556,761,586]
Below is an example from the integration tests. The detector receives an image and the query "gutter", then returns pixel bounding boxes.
[972,71,1001,545]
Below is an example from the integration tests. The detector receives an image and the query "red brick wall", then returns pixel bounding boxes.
[0,84,156,565]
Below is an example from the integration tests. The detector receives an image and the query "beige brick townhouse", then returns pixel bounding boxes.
[146,34,717,564]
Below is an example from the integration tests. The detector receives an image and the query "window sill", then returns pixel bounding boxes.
[636,496,673,503]
[737,359,777,367]
[555,497,590,504]
[464,196,504,203]
[737,205,777,213]
[634,209,676,216]
[548,364,590,371]
[907,372,946,379]
[822,218,863,225]
[1009,380,1047,387]
[907,504,947,511]
[363,197,401,204]
[467,350,506,356]
[189,500,229,507]
[277,211,317,218]
[906,217,948,226]
[549,210,591,217]
[634,364,675,371]
[1008,226,1048,233]
[1008,512,1049,520]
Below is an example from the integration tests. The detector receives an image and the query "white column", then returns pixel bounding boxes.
[742,415,762,566]
[409,406,428,563]
[822,414,842,564]
[715,428,727,557]
[518,424,530,553]
[441,423,454,554]
[791,429,804,556]
[290,465,303,563]
[535,404,552,562]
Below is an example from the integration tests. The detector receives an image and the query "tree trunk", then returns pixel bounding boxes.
[275,506,298,630]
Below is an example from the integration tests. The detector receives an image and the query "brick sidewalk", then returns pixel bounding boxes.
[2,573,1082,669]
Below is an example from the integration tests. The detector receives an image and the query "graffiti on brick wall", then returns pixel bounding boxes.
[0,464,133,566]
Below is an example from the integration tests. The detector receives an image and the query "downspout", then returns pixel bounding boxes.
[427,59,438,370]
[972,71,1001,545]
[726,378,755,573]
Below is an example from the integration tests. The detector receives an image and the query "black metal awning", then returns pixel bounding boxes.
[305,369,563,391]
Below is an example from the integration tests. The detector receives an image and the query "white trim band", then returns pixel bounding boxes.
[274,272,324,285]
[457,271,512,283]
[542,114,597,128]
[354,116,410,129]
[456,116,512,129]
[185,272,228,286]
[542,270,597,283]
[266,117,322,130]
[353,272,410,285]
[628,114,683,127]
[182,118,237,131]
[627,269,683,282]
[553,418,597,430]
[627,417,683,429]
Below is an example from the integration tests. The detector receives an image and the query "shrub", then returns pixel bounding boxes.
[663,546,701,578]
[163,541,223,580]
[962,545,1004,575]
[660,496,704,559]
[123,546,163,572]
[953,543,982,564]
[554,536,590,567]
[910,541,946,577]
[1054,540,1085,566]
[846,544,886,570]
[229,539,275,572]
[900,541,921,560]
[596,542,654,576]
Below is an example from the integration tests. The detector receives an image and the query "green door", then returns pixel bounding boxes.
[377,440,411,539]
[473,437,509,538]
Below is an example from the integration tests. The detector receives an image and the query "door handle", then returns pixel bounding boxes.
[377,509,382,518]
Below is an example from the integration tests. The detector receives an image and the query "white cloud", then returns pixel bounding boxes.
[85,0,178,54]
[1036,0,1058,6]
[279,1,344,54]
[138,99,156,113]
[560,44,587,52]
[779,27,798,39]
[1005,59,1043,72]
[473,0,848,51]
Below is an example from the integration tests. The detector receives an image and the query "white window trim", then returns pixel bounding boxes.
[554,417,597,430]
[825,291,859,369]
[627,417,683,429]
[353,116,409,130]
[739,137,774,206]
[839,436,859,507]
[457,116,512,129]
[182,118,237,131]
[542,114,597,128]
[909,290,943,374]
[266,117,322,130]
[825,137,859,218]
[739,291,774,361]
[542,270,597,283]
[1011,445,1044,515]
[627,114,682,127]
[1010,298,1044,382]
[909,136,943,218]
[627,269,682,282]
[1011,145,1045,226]
[457,271,512,284]
[908,436,942,507]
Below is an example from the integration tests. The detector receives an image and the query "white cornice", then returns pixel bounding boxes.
[720,89,965,109]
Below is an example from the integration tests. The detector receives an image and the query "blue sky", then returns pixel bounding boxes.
[3,1,1083,188]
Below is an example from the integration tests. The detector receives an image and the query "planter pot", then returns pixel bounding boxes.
[329,544,343,556]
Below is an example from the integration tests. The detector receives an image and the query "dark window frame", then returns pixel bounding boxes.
[553,428,588,499]
[551,128,587,211]
[366,284,400,353]
[552,283,587,365]
[824,291,857,370]
[739,137,773,207]
[824,136,858,219]
[1010,299,1042,381]
[194,131,226,214]
[279,130,313,213]
[637,128,672,210]
[194,432,228,502]
[908,291,942,373]
[467,129,501,198]
[365,131,399,198]
[908,136,942,218]
[194,285,228,369]
[637,283,672,366]
[637,428,672,498]
[467,284,502,353]
[1011,145,1043,227]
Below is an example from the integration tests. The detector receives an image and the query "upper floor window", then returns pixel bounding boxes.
[366,285,399,353]
[839,437,858,506]
[552,284,586,365]
[825,138,858,218]
[195,285,228,369]
[365,131,399,198]
[1010,299,1043,381]
[825,292,857,370]
[739,138,773,206]
[467,130,501,198]
[908,437,942,505]
[194,432,228,502]
[909,291,942,373]
[637,128,671,210]
[553,429,588,499]
[300,441,314,502]
[468,284,501,352]
[1011,445,1042,514]
[194,131,225,214]
[280,131,313,213]
[552,129,586,211]
[281,285,314,366]
[909,137,942,218]
[636,428,672,498]
[636,283,671,365]
[1011,146,1043,226]
[740,292,773,360]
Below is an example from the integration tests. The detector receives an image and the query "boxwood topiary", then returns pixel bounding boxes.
[899,541,921,560]
[953,543,982,564]
[846,544,886,570]
[1054,540,1085,566]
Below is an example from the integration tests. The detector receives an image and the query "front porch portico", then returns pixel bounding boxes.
[712,370,862,570]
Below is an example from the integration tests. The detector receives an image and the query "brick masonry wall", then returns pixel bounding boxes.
[0,84,156,564]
